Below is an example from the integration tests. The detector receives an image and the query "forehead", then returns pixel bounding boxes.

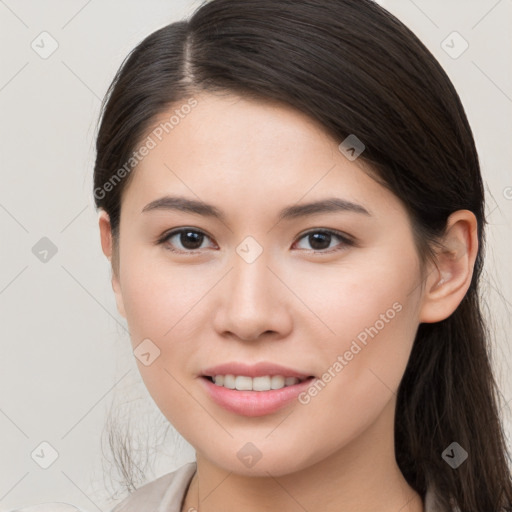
[120,92,402,220]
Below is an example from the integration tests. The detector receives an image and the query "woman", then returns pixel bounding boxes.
[93,0,512,510]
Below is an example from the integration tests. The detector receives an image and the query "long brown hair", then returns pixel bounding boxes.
[93,0,512,509]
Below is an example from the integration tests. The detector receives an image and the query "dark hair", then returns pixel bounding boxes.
[93,0,512,509]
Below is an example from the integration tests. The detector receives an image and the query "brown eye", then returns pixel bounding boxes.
[294,230,353,253]
[158,227,354,255]
[159,229,214,253]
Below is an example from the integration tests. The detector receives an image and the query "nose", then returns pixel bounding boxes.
[212,251,293,342]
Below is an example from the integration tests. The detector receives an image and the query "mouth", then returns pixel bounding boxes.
[199,363,316,417]
[199,374,316,417]
[202,374,313,391]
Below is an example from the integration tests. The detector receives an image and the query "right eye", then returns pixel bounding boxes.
[158,228,217,254]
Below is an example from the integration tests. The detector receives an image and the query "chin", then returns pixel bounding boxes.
[201,443,319,478]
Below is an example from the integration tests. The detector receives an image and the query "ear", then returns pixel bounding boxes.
[419,210,479,323]
[98,210,126,318]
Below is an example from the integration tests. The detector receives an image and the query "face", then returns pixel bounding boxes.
[104,92,428,477]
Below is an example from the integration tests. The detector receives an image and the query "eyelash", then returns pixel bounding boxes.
[157,227,355,255]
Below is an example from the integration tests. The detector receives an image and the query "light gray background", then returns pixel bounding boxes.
[0,0,511,510]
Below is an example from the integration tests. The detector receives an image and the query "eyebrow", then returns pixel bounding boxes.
[141,195,371,221]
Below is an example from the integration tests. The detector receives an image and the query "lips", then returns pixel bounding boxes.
[200,361,316,416]
[200,375,315,417]
[202,361,312,380]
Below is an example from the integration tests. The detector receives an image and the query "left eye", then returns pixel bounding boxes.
[158,228,352,254]
[293,230,352,252]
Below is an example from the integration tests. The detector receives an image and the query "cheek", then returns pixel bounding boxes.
[289,244,419,347]
[119,247,210,344]
[117,248,221,412]
[290,244,421,402]
[329,272,417,366]
[118,259,204,428]
[282,291,419,470]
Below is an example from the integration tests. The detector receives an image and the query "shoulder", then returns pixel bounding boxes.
[110,462,197,512]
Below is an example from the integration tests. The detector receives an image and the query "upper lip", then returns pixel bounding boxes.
[202,361,313,379]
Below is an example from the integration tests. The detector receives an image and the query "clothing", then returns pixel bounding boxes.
[8,505,85,511]
[110,461,450,512]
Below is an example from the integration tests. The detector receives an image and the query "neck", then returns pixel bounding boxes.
[181,399,424,512]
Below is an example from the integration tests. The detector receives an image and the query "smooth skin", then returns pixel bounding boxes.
[99,92,478,512]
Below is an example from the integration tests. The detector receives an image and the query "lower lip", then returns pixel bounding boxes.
[200,376,316,417]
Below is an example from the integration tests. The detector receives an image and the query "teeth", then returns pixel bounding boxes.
[211,374,303,391]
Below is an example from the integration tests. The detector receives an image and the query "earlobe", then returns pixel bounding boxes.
[419,210,478,323]
[98,210,126,319]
